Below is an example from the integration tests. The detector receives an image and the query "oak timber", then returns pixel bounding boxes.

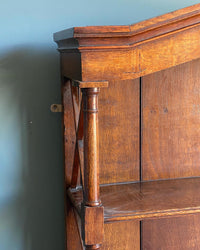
[68,177,200,222]
[54,3,200,249]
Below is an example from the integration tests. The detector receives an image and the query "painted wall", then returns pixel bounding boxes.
[0,1,199,249]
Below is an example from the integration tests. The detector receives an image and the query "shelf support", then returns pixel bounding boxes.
[82,87,101,206]
[74,81,108,250]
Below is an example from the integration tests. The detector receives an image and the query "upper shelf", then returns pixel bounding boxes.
[68,177,200,222]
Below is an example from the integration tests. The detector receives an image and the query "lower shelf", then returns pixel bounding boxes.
[68,177,200,222]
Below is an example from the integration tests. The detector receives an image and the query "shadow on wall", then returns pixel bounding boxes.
[0,48,65,250]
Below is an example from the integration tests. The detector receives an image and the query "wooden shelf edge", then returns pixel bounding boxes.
[72,80,109,89]
[68,190,200,223]
[67,177,200,223]
[104,207,200,223]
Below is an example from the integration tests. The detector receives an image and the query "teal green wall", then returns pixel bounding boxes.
[0,1,199,249]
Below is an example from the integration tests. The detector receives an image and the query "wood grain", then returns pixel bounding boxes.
[142,59,200,180]
[82,88,100,206]
[74,13,200,48]
[142,214,200,249]
[80,24,200,81]
[98,79,140,184]
[66,199,83,250]
[81,206,104,246]
[62,79,76,187]
[54,3,200,43]
[73,80,108,89]
[102,221,140,250]
[71,88,82,188]
[81,87,104,249]
[57,4,200,249]
[56,4,200,82]
[69,177,200,222]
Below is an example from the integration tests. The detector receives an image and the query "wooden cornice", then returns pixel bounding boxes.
[54,3,200,51]
[56,3,200,81]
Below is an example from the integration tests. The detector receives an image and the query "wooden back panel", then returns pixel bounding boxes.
[142,58,200,180]
[142,214,200,249]
[99,79,140,184]
[99,59,200,184]
[63,59,200,185]
[102,221,140,250]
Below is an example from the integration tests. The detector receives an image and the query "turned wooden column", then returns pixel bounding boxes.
[83,87,100,206]
[81,87,104,250]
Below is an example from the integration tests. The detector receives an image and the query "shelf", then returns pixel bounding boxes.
[68,177,200,222]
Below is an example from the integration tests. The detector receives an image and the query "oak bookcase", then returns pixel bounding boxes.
[54,4,200,249]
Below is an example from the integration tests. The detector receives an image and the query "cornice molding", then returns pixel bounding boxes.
[54,4,200,51]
